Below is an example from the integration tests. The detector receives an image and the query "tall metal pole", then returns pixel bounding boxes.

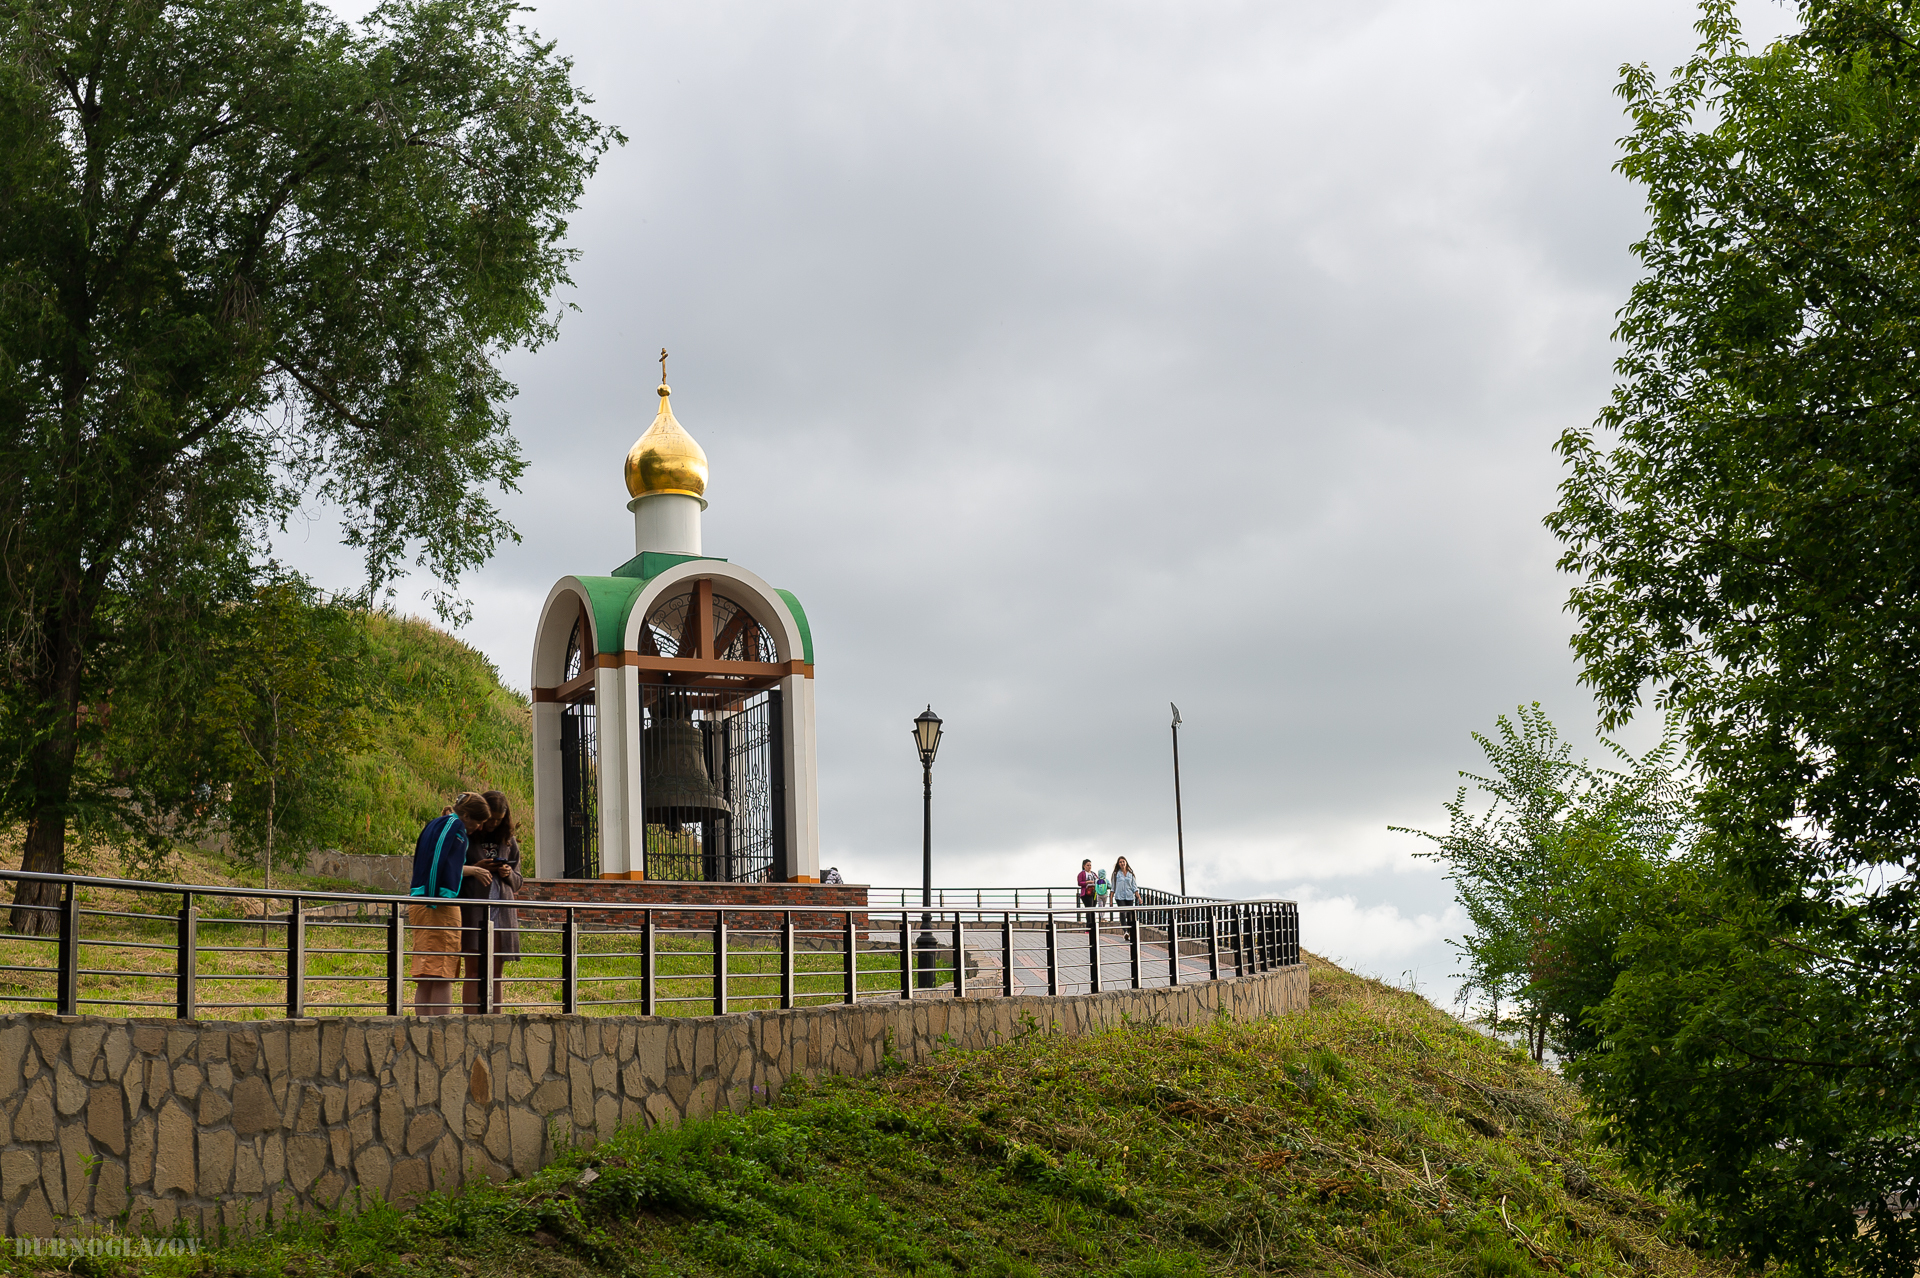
[912,707,943,990]
[917,765,936,987]
[1170,703,1187,897]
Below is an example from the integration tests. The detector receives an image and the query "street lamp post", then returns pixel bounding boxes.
[1170,703,1187,897]
[912,707,944,989]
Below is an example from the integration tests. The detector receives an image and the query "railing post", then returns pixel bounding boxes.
[1087,908,1102,994]
[952,911,966,999]
[782,910,796,1010]
[56,883,78,1016]
[1263,905,1275,971]
[899,914,912,1000]
[1167,904,1181,988]
[642,908,657,1017]
[285,898,305,1018]
[1001,911,1014,997]
[479,906,496,1014]
[561,910,579,1015]
[1127,908,1141,990]
[1233,906,1246,977]
[1207,905,1221,982]
[1045,913,1059,997]
[844,911,858,1005]
[714,911,728,1016]
[386,902,405,1017]
[175,893,197,1020]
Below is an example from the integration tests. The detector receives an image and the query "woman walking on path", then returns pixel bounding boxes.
[462,790,524,1013]
[1111,857,1138,915]
[410,793,494,1016]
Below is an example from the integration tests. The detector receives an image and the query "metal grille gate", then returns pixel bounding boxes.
[640,683,782,882]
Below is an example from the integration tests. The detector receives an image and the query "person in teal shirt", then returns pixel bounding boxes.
[409,793,494,1016]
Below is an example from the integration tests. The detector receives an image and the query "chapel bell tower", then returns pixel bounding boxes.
[528,358,819,882]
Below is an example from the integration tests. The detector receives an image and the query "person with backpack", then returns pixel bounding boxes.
[462,790,525,1014]
[410,792,494,1016]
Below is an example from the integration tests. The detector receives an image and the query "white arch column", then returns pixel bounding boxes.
[780,671,820,882]
[532,701,563,880]
[593,660,632,877]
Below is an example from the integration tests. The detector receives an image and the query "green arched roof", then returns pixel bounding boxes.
[572,554,813,663]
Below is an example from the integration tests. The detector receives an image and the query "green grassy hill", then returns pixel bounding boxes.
[70,957,1734,1278]
[332,614,534,859]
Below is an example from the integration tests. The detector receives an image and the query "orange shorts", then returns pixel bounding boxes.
[408,902,462,980]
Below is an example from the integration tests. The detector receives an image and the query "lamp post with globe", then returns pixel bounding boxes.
[912,706,943,989]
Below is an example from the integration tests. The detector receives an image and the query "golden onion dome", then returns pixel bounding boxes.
[624,382,709,500]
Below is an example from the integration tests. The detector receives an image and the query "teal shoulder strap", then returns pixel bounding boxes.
[425,818,456,898]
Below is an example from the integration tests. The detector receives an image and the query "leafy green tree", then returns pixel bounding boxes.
[1546,0,1920,1269]
[0,0,618,930]
[1398,705,1690,1062]
[200,577,374,888]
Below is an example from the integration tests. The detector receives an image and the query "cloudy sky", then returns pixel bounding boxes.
[286,0,1798,1000]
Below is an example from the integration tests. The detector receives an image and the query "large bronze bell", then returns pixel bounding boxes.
[642,713,733,820]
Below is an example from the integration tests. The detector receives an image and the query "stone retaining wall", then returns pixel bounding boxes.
[0,963,1307,1239]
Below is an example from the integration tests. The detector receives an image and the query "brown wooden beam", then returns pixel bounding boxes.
[622,655,812,678]
[534,655,815,701]
[694,578,715,660]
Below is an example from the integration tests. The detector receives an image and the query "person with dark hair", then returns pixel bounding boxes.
[462,790,524,1013]
[411,792,494,1016]
[1077,858,1099,930]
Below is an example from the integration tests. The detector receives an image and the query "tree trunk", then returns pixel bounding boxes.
[264,773,274,891]
[10,808,69,935]
[9,613,86,935]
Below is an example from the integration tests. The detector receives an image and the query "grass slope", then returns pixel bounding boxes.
[333,614,534,860]
[30,958,1734,1278]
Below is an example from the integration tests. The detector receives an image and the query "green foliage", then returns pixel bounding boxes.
[1397,704,1691,1061]
[199,577,375,887]
[0,0,617,914]
[37,962,1735,1278]
[78,598,531,879]
[1544,0,1920,1270]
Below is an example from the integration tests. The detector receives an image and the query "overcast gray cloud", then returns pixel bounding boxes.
[281,0,1798,997]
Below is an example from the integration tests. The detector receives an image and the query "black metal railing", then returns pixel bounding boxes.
[0,870,1299,1021]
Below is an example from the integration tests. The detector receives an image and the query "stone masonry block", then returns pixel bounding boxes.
[285,1134,327,1190]
[290,1026,319,1077]
[93,1161,127,1219]
[69,1025,104,1075]
[231,1033,259,1076]
[1,1149,35,1202]
[405,1113,443,1156]
[198,1128,235,1197]
[85,1085,124,1154]
[54,1060,85,1116]
[233,1074,279,1134]
[508,1106,544,1176]
[234,1142,264,1195]
[153,1101,194,1196]
[14,1078,53,1142]
[198,1087,232,1126]
[0,1026,26,1100]
[127,1112,153,1188]
[29,1027,64,1069]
